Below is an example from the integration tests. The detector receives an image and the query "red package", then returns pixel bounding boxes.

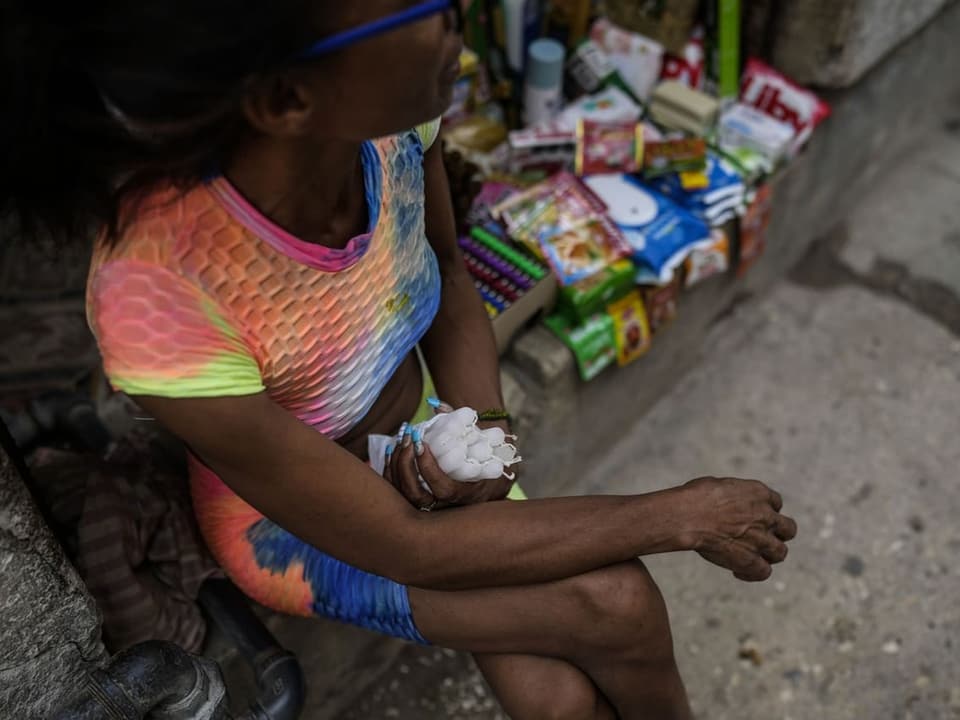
[661,28,705,90]
[740,58,830,154]
[575,120,645,176]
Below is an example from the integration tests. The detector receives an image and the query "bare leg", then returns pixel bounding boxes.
[474,652,617,720]
[410,560,692,720]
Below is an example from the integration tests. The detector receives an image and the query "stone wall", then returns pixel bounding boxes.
[0,443,107,718]
[769,0,956,87]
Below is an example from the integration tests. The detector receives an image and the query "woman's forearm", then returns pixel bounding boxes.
[138,393,695,594]
[400,490,693,590]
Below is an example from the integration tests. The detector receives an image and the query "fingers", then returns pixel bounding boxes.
[415,443,463,505]
[383,444,398,488]
[427,396,454,414]
[768,488,784,512]
[395,433,435,510]
[734,562,772,582]
[750,529,789,564]
[771,512,798,541]
[721,541,773,582]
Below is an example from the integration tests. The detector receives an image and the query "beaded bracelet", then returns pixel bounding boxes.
[477,408,512,423]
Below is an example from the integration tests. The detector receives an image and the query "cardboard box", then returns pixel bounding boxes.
[491,273,558,354]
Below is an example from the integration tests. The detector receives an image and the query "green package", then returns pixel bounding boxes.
[556,259,637,325]
[545,313,617,382]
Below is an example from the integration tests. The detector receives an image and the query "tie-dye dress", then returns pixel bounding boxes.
[86,121,444,643]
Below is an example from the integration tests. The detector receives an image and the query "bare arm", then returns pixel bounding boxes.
[419,142,505,418]
[137,392,793,591]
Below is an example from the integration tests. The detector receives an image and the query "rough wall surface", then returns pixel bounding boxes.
[0,446,107,718]
[770,0,955,87]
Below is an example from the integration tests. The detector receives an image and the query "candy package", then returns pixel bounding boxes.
[508,124,576,173]
[643,137,707,178]
[575,120,645,176]
[557,259,636,325]
[607,290,652,366]
[539,214,632,286]
[640,271,682,333]
[583,174,711,284]
[545,312,618,382]
[684,226,730,287]
[492,171,615,260]
[740,58,831,155]
[466,182,519,229]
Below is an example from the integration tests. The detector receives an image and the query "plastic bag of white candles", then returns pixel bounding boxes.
[368,407,522,485]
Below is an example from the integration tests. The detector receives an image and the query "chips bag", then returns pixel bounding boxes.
[740,58,831,155]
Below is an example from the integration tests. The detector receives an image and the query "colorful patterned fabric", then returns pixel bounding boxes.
[186,366,440,643]
[86,120,442,639]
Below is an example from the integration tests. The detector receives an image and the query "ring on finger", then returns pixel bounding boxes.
[420,499,438,512]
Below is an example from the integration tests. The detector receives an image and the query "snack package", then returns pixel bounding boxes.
[679,170,709,190]
[566,39,618,97]
[738,183,773,276]
[684,227,730,287]
[466,182,520,229]
[539,214,632,286]
[445,114,509,153]
[575,120,644,176]
[714,143,773,186]
[492,172,606,254]
[555,85,643,132]
[545,312,618,382]
[640,271,681,333]
[607,290,652,366]
[643,137,707,178]
[718,102,795,167]
[589,18,665,102]
[508,125,576,174]
[660,26,705,89]
[495,173,599,237]
[740,58,831,155]
[651,151,746,226]
[557,258,636,325]
[583,174,711,284]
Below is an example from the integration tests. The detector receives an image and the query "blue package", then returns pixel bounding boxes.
[584,174,711,284]
[652,152,746,221]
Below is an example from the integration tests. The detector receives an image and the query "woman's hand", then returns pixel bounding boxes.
[678,477,799,582]
[383,430,514,511]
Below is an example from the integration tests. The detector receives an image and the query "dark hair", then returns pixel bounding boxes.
[1,1,315,243]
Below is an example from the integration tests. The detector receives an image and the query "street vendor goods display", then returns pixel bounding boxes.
[444,1,830,379]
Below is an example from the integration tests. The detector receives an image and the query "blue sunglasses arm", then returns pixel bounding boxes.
[299,0,453,58]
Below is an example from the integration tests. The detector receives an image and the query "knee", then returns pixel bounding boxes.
[569,561,673,658]
[515,680,604,720]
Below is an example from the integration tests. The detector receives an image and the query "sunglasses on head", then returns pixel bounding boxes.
[298,0,464,59]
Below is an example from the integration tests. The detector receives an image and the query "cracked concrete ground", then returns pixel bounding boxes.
[339,132,960,719]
